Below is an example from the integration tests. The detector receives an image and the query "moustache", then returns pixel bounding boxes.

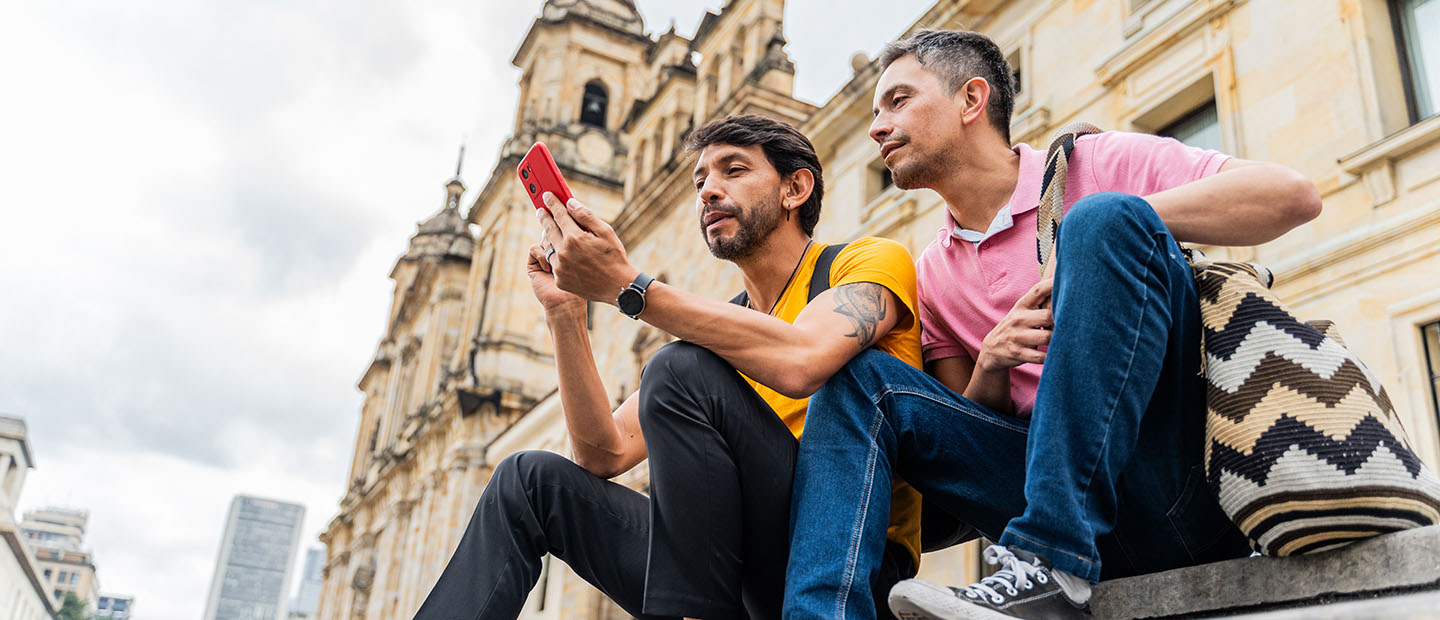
[701,202,743,221]
[881,135,909,152]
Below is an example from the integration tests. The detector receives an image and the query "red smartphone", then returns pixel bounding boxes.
[517,142,574,212]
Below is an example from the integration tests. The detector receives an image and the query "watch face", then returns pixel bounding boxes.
[618,288,644,316]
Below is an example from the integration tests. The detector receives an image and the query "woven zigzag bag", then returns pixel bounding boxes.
[1038,124,1440,557]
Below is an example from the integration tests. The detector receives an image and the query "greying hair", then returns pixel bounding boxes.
[878,29,1016,142]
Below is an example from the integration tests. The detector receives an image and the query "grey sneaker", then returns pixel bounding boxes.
[888,545,1091,620]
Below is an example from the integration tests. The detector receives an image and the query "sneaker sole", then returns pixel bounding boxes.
[888,580,1018,620]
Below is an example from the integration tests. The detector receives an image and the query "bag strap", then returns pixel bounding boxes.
[1036,122,1103,273]
[727,242,849,308]
[807,242,848,302]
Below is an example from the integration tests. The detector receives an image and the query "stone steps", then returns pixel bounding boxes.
[1090,525,1440,619]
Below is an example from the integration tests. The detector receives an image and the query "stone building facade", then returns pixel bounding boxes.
[0,416,56,620]
[20,507,99,614]
[317,0,1440,618]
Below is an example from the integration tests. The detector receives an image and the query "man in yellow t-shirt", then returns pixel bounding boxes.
[414,115,925,620]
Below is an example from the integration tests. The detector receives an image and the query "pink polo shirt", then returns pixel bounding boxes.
[916,131,1229,417]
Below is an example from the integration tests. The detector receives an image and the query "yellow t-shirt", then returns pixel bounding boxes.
[740,237,925,567]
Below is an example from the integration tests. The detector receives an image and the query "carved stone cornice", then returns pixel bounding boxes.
[1095,0,1245,87]
[393,497,419,519]
[444,443,489,472]
[1338,114,1440,207]
[513,0,650,68]
[326,548,351,567]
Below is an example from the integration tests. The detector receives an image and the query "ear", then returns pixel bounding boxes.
[955,76,991,128]
[783,167,815,211]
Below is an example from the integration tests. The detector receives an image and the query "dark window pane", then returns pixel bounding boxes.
[1424,321,1440,425]
[580,82,608,128]
[1006,51,1022,95]
[1399,0,1440,119]
[1159,100,1223,152]
[1424,321,1440,376]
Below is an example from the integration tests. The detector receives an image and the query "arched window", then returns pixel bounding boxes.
[580,80,608,128]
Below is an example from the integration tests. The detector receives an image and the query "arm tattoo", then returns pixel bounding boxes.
[831,282,889,349]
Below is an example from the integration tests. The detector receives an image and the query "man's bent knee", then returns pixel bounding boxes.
[808,350,902,418]
[1056,193,1174,268]
[834,349,905,384]
[1062,192,1161,237]
[641,340,729,386]
[637,341,735,426]
[490,450,572,500]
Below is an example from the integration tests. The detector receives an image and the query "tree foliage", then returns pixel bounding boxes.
[56,591,89,620]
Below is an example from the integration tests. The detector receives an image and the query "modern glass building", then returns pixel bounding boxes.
[203,495,305,620]
[287,547,325,618]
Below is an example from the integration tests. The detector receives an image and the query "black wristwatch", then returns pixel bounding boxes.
[617,273,655,319]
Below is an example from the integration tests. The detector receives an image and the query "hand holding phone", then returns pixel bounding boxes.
[517,142,574,212]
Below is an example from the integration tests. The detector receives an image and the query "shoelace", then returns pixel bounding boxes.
[960,545,1049,605]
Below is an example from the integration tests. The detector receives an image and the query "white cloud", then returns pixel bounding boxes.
[0,0,930,618]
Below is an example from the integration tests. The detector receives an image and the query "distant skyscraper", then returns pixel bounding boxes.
[286,547,324,619]
[203,495,305,620]
[96,593,135,619]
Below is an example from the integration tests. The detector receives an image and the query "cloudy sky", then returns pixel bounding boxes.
[0,0,929,617]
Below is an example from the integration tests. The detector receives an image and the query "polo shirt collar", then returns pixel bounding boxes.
[937,143,1046,246]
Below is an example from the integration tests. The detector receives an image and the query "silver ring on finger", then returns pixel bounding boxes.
[545,247,557,264]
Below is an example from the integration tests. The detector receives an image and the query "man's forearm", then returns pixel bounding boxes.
[964,362,1013,415]
[547,310,629,473]
[1146,162,1321,246]
[540,197,896,398]
[635,282,832,397]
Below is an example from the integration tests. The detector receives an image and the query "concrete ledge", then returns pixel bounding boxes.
[1090,525,1440,619]
[1229,591,1440,619]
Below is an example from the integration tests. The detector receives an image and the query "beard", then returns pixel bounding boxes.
[887,134,956,190]
[701,193,784,261]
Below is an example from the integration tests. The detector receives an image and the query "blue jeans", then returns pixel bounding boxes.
[783,194,1250,620]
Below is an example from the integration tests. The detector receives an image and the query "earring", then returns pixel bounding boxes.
[786,208,791,221]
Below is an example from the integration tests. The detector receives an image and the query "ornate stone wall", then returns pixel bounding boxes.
[319,0,1440,618]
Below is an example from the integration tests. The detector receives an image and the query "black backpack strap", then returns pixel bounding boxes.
[729,242,847,309]
[807,242,848,302]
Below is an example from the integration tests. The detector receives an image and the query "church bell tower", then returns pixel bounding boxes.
[457,0,653,419]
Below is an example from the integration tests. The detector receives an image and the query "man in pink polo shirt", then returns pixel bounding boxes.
[783,29,1322,620]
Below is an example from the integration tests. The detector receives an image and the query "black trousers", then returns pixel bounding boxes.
[413,342,912,620]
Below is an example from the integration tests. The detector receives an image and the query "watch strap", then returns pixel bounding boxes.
[618,272,654,319]
[631,272,655,293]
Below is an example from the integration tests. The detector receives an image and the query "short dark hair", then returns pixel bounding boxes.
[879,29,1016,143]
[685,114,824,236]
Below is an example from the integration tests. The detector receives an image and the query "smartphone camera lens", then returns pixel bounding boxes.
[521,168,529,179]
[529,183,537,193]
